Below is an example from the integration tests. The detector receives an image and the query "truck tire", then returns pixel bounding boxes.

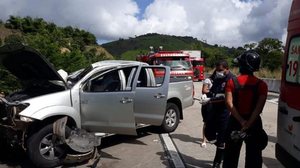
[160,103,180,133]
[27,124,69,168]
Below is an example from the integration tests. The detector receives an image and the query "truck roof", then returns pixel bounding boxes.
[91,60,149,69]
[152,51,189,57]
[182,50,201,59]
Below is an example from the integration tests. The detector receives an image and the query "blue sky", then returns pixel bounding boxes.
[134,0,154,19]
[0,0,293,47]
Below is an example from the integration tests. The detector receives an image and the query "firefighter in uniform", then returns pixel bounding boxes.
[200,60,234,168]
[223,51,268,168]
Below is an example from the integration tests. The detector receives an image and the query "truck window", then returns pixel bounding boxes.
[137,67,165,87]
[286,36,300,83]
[192,60,204,66]
[86,70,121,92]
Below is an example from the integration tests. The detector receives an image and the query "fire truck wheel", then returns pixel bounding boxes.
[160,103,180,133]
[27,124,70,168]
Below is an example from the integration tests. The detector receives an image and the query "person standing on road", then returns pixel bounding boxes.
[223,51,268,168]
[200,76,213,148]
[200,60,234,168]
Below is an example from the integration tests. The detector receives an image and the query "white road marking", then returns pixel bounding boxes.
[160,133,185,168]
[267,98,279,105]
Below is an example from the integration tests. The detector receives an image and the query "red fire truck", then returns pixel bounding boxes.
[137,47,193,81]
[276,0,300,167]
[182,50,205,81]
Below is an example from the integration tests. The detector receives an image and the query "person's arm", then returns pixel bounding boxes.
[225,91,246,126]
[202,83,210,94]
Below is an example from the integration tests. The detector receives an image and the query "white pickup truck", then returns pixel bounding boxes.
[0,44,194,168]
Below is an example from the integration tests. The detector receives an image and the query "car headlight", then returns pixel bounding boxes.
[20,116,34,122]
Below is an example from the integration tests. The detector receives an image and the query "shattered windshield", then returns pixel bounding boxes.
[67,66,93,85]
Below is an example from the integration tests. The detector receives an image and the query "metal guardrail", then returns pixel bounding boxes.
[261,78,280,93]
[204,73,280,93]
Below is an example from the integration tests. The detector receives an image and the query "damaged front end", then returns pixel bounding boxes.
[0,97,31,148]
[53,117,102,166]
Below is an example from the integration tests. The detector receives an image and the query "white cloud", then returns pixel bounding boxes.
[0,0,140,40]
[0,0,293,47]
[240,0,292,44]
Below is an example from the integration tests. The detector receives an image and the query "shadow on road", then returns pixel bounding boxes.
[156,152,172,167]
[267,135,277,144]
[0,145,36,168]
[170,133,202,145]
[100,134,148,149]
[100,151,121,160]
[180,152,213,168]
[100,126,156,149]
[263,156,283,168]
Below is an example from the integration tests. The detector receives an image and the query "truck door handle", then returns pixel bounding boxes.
[120,97,133,104]
[154,93,166,99]
[293,116,300,122]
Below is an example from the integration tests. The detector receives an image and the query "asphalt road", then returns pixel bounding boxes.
[0,82,284,168]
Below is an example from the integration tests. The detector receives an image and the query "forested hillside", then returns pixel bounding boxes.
[102,33,284,72]
[0,16,114,93]
[0,16,114,72]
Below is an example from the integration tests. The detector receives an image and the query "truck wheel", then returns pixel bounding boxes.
[160,103,180,133]
[27,124,69,168]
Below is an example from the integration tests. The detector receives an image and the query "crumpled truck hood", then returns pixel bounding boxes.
[0,44,67,85]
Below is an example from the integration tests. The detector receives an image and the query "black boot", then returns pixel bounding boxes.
[212,148,224,168]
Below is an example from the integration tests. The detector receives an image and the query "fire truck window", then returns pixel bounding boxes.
[192,61,204,66]
[286,36,300,83]
[137,67,165,87]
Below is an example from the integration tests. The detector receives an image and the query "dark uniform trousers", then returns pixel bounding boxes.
[223,116,264,168]
[204,102,230,148]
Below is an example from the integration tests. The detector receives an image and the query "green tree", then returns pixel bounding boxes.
[256,38,284,71]
[63,26,74,37]
[4,34,25,44]
[202,47,227,68]
[244,43,257,50]
[5,16,23,30]
[22,16,35,33]
[46,22,57,33]
[263,50,283,71]
[63,50,87,72]
[190,42,204,50]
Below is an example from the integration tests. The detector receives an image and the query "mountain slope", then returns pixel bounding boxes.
[101,33,243,67]
[101,33,210,59]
